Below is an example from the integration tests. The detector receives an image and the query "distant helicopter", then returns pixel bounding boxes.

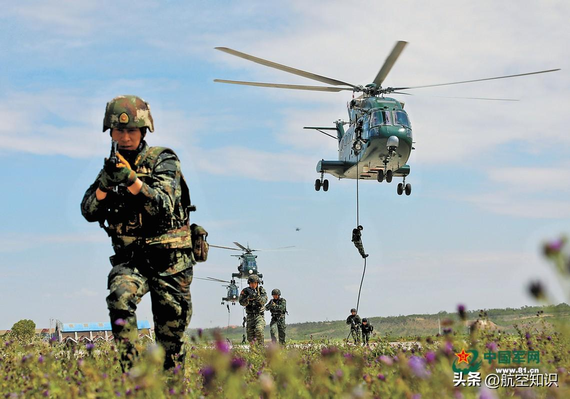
[210,241,295,280]
[214,42,559,195]
[210,242,263,280]
[195,276,239,305]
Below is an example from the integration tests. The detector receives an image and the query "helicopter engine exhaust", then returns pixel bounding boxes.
[387,135,399,156]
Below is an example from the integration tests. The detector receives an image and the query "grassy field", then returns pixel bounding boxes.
[192,303,570,343]
[1,311,568,398]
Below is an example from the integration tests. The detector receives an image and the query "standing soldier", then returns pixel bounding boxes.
[346,308,362,344]
[352,225,369,258]
[81,95,207,371]
[266,288,287,345]
[239,275,267,345]
[361,318,374,345]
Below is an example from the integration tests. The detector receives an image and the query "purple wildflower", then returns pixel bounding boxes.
[114,319,126,326]
[408,356,430,379]
[377,373,385,381]
[335,369,343,379]
[42,390,49,397]
[230,357,246,371]
[169,388,176,395]
[379,355,393,366]
[544,239,564,256]
[486,342,498,352]
[200,366,216,387]
[343,353,353,359]
[197,328,203,338]
[86,343,95,352]
[525,332,531,339]
[215,339,230,354]
[425,351,436,364]
[38,355,44,364]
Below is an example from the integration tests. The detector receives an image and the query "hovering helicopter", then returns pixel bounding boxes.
[195,276,239,305]
[214,41,559,195]
[210,242,263,281]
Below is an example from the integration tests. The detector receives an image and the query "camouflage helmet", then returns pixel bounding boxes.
[351,308,357,313]
[271,288,281,296]
[103,95,154,132]
[362,318,368,323]
[247,275,260,284]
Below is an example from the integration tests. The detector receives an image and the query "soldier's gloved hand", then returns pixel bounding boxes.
[107,152,137,187]
[97,169,114,192]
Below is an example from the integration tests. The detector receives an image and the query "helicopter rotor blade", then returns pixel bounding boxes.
[392,91,519,101]
[255,246,296,252]
[214,79,353,92]
[215,47,359,89]
[373,41,408,87]
[210,244,243,251]
[391,68,560,91]
[233,242,249,251]
[195,276,232,284]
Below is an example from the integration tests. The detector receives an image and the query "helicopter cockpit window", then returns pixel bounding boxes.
[370,110,385,127]
[394,111,411,128]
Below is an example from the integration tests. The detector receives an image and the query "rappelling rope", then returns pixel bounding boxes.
[355,156,366,313]
[345,156,369,343]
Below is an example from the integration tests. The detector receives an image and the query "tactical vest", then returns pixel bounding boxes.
[100,145,193,252]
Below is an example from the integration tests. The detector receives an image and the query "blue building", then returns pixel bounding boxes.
[55,320,153,343]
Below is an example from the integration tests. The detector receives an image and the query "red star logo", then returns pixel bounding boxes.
[455,349,471,364]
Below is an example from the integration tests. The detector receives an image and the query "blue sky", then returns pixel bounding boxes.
[1,0,569,330]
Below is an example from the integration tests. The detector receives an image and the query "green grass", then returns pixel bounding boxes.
[1,313,568,398]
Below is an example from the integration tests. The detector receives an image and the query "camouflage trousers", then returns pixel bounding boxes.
[106,248,193,370]
[270,316,286,344]
[350,328,361,344]
[353,240,367,258]
[245,313,265,346]
[362,332,371,345]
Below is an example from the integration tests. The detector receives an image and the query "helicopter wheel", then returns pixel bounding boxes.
[386,170,393,183]
[377,170,384,182]
[323,179,329,192]
[405,183,412,196]
[315,179,321,191]
[397,183,404,195]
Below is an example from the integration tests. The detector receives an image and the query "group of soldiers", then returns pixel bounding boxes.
[238,274,287,346]
[346,308,374,345]
[82,95,372,372]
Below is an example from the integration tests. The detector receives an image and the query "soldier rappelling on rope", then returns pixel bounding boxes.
[352,225,368,258]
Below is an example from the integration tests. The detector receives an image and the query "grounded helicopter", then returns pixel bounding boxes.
[195,276,239,305]
[214,42,559,195]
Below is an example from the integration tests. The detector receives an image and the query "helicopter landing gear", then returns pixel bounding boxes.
[377,170,384,182]
[315,172,329,192]
[397,183,404,195]
[377,169,393,183]
[397,177,412,196]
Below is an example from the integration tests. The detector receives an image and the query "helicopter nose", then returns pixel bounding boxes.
[387,135,399,149]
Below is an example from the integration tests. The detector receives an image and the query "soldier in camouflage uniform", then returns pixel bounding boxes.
[81,95,200,371]
[266,288,287,345]
[361,318,374,345]
[352,225,368,258]
[238,275,267,346]
[346,308,362,344]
